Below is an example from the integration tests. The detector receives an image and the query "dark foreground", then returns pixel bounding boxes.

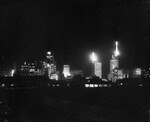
[1,86,150,122]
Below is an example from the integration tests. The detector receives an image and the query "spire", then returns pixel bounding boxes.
[115,41,118,51]
[114,41,120,57]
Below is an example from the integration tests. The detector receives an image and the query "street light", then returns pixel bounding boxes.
[47,51,51,55]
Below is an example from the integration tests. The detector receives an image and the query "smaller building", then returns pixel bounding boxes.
[118,69,126,79]
[73,70,83,77]
[16,61,41,76]
[133,68,142,78]
[62,65,71,79]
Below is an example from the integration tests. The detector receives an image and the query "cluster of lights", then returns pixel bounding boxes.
[85,84,109,88]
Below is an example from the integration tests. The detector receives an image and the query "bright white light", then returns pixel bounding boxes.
[63,65,71,78]
[47,64,50,67]
[47,51,51,55]
[114,41,120,57]
[94,84,98,87]
[85,84,89,87]
[135,68,142,76]
[11,69,15,77]
[90,52,98,63]
[114,50,120,57]
[90,84,94,88]
[50,74,59,80]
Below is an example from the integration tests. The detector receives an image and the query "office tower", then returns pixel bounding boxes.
[109,41,120,82]
[110,57,119,73]
[94,61,102,78]
[42,51,57,78]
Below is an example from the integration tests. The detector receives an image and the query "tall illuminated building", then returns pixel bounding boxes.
[94,61,102,78]
[110,56,119,73]
[89,52,102,78]
[42,51,57,79]
[109,41,120,82]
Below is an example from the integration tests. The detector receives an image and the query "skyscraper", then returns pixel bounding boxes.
[109,41,120,82]
[42,51,57,79]
[110,57,119,73]
[94,61,102,78]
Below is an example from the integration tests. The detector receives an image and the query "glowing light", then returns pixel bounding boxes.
[1,84,5,87]
[24,62,26,65]
[114,41,120,57]
[135,68,142,75]
[103,84,108,87]
[85,84,89,88]
[50,74,59,80]
[94,84,98,87]
[90,84,94,88]
[47,51,51,55]
[90,52,98,63]
[11,69,15,77]
[63,65,71,78]
[47,64,50,67]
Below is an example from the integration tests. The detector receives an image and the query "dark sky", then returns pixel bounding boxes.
[0,0,150,77]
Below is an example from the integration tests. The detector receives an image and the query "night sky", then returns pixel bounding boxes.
[0,0,150,77]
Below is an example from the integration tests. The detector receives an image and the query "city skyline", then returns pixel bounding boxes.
[0,0,150,77]
[1,1,150,122]
[0,40,149,79]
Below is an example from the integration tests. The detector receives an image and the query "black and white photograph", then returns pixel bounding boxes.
[0,0,150,121]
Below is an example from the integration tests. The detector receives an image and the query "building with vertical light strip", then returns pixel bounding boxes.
[109,41,120,82]
[94,61,102,78]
